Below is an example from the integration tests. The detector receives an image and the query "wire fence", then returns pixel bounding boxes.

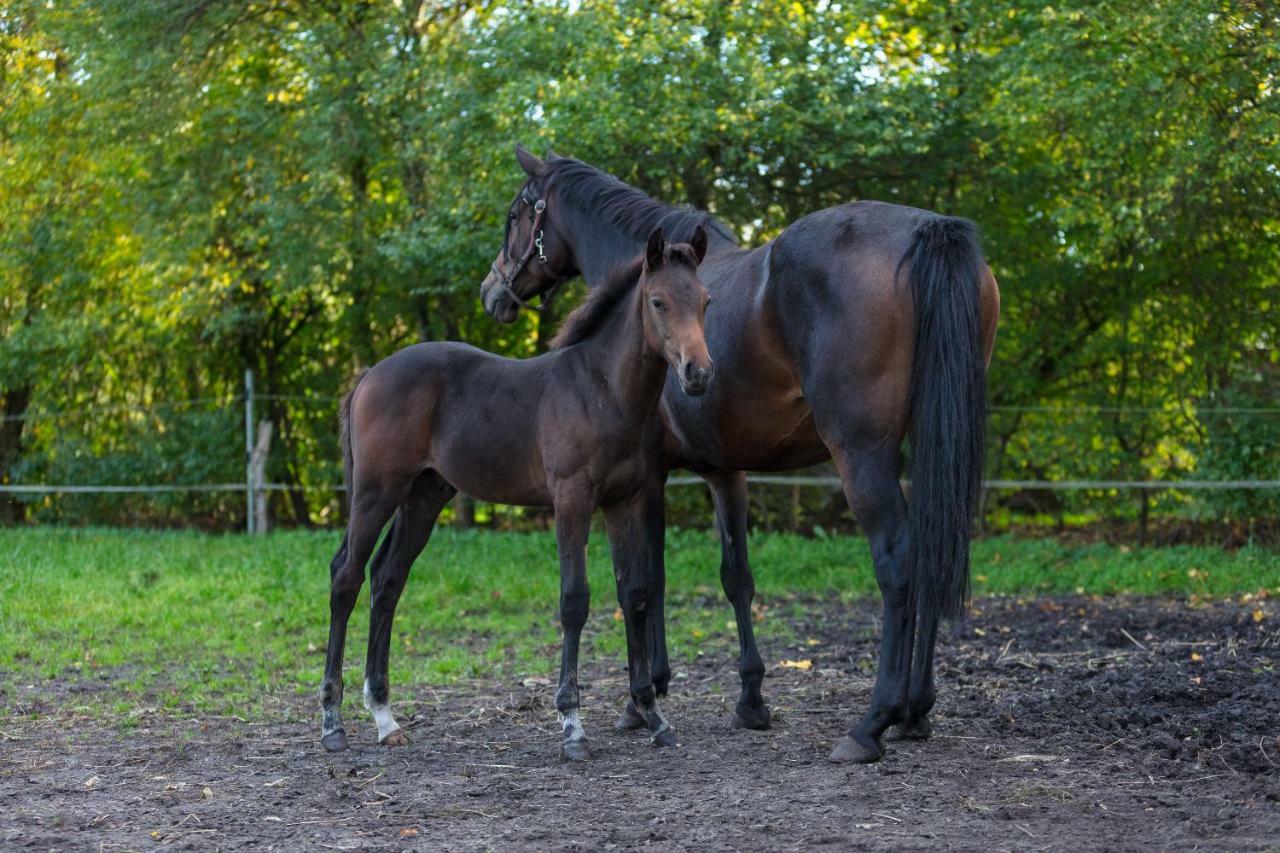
[3,373,1278,530]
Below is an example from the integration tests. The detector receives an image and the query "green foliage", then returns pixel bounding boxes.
[0,0,1276,529]
[2,527,1275,716]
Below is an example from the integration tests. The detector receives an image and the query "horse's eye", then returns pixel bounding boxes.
[650,297,665,311]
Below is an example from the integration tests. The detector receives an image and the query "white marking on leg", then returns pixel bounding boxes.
[642,700,671,736]
[363,679,401,742]
[559,709,586,742]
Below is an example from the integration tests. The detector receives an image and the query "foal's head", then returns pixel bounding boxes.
[640,226,714,396]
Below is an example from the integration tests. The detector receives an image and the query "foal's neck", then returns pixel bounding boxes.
[571,285,666,419]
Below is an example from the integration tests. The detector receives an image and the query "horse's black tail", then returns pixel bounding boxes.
[905,216,988,621]
[338,370,368,511]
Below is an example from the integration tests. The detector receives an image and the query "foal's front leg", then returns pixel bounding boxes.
[552,494,593,761]
[604,497,678,748]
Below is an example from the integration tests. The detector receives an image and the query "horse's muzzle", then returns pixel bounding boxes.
[481,273,520,324]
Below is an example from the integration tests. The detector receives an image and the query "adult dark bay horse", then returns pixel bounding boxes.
[479,146,1000,764]
[321,228,714,760]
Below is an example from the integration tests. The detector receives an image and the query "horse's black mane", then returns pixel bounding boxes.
[545,157,738,246]
[550,243,700,350]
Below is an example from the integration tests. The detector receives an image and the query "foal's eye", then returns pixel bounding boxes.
[650,297,665,311]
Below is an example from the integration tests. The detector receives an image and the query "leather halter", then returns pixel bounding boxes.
[489,195,567,313]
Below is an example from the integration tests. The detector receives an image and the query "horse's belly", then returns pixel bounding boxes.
[666,387,828,473]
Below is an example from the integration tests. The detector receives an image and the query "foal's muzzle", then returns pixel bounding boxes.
[680,360,715,396]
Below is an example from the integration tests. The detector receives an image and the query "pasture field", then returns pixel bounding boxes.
[2,528,1279,850]
[2,527,1278,716]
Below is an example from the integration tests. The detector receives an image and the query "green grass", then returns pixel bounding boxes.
[1,527,1276,719]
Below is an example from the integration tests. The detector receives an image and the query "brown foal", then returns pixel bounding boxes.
[319,227,713,761]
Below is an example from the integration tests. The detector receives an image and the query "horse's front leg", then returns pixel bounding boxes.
[706,470,771,730]
[604,495,678,748]
[551,491,593,761]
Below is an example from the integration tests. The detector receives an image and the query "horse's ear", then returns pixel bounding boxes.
[545,147,562,161]
[690,225,708,264]
[645,227,665,270]
[515,143,548,177]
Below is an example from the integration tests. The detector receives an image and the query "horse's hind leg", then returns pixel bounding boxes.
[363,471,456,746]
[706,469,770,730]
[604,496,677,748]
[815,416,912,765]
[885,609,937,741]
[320,486,400,752]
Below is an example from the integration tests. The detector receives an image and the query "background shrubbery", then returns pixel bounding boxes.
[1,1,1276,538]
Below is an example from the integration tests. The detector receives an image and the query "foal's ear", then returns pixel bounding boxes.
[690,225,708,265]
[515,143,548,177]
[645,227,665,270]
[545,147,563,161]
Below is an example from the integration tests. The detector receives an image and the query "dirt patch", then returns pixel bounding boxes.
[3,596,1278,851]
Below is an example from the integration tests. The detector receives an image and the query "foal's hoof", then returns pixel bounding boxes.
[732,701,772,731]
[380,729,409,747]
[321,730,349,752]
[614,701,647,732]
[650,727,680,749]
[885,716,933,742]
[559,739,593,762]
[828,734,884,764]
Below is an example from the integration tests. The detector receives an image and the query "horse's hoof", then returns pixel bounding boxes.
[828,734,884,764]
[321,730,349,752]
[380,729,409,747]
[885,717,932,742]
[650,728,680,749]
[614,701,647,732]
[732,701,772,731]
[559,739,593,762]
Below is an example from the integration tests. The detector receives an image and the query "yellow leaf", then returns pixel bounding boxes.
[1190,652,1203,662]
[779,659,812,671]
[400,828,420,838]
[1253,609,1266,622]
[613,608,623,622]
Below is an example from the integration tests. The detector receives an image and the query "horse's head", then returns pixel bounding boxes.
[639,226,714,396]
[479,144,577,324]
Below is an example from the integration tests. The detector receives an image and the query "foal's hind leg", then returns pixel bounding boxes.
[320,486,401,752]
[552,489,593,761]
[706,470,770,730]
[363,472,457,746]
[604,497,677,748]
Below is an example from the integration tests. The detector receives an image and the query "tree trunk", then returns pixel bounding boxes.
[0,385,32,525]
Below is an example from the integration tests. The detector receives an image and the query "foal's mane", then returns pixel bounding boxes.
[549,244,701,350]
[546,157,738,246]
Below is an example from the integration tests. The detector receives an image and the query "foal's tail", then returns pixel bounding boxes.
[904,216,988,620]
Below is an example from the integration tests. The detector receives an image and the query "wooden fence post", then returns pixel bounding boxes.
[250,420,273,535]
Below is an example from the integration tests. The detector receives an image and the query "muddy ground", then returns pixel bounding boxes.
[3,595,1279,851]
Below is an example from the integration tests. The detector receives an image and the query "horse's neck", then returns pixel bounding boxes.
[569,289,666,420]
[572,223,642,288]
